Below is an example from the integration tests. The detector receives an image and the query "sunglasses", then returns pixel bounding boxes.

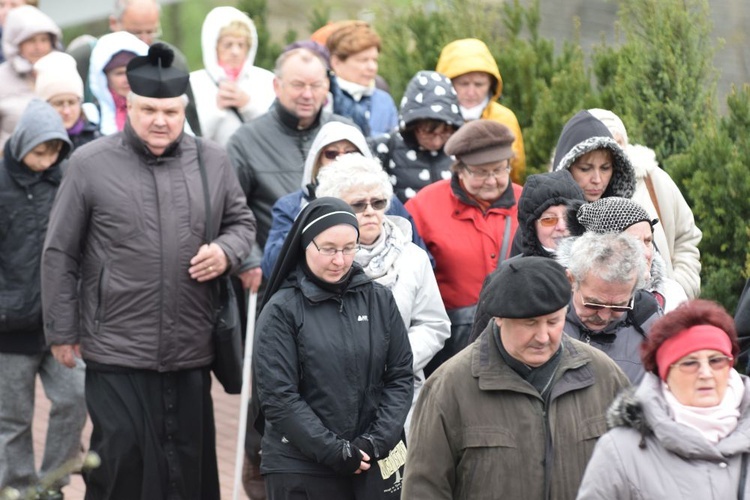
[537,216,563,228]
[322,149,359,160]
[349,198,388,213]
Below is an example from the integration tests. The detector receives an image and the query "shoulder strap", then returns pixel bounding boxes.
[496,215,512,269]
[644,174,663,223]
[740,452,748,500]
[195,137,214,244]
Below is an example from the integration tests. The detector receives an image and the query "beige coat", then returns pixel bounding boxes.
[403,326,630,500]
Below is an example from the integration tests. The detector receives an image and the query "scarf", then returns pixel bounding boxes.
[110,89,128,132]
[459,96,490,121]
[662,368,744,443]
[335,76,375,102]
[354,217,405,289]
[67,117,86,136]
[219,62,242,82]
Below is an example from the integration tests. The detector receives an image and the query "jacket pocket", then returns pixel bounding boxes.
[578,414,608,441]
[458,427,518,497]
[93,266,110,334]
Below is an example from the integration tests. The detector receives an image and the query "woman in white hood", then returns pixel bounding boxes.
[190,6,275,146]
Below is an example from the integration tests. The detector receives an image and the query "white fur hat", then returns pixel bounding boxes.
[34,51,84,101]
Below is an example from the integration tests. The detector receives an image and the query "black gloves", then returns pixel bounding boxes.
[332,441,364,475]
[351,436,375,461]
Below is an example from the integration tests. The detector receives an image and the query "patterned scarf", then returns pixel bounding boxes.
[354,217,406,289]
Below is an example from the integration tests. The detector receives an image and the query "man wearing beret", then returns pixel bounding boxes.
[41,43,256,499]
[403,257,630,499]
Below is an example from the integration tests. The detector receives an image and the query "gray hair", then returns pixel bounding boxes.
[112,0,160,22]
[274,47,328,78]
[566,232,646,288]
[316,154,393,209]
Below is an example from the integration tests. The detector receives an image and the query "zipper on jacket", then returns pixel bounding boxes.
[94,266,106,333]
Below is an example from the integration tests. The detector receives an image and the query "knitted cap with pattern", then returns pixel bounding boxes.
[575,197,655,234]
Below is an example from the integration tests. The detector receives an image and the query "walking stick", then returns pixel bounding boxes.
[233,291,257,500]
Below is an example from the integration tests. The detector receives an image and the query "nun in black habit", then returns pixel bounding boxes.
[253,197,414,499]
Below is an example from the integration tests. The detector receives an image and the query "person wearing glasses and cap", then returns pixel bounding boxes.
[578,299,750,500]
[41,43,256,499]
[558,231,662,383]
[405,118,523,376]
[253,197,413,499]
[403,257,629,499]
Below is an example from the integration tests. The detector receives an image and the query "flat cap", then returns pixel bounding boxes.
[444,119,515,166]
[484,257,571,319]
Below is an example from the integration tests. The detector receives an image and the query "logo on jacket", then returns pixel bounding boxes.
[358,315,368,322]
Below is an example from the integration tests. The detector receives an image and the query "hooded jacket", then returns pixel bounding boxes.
[552,110,636,199]
[329,74,398,138]
[189,7,275,146]
[41,123,256,371]
[0,100,71,353]
[371,70,462,202]
[403,326,630,500]
[577,372,750,499]
[0,6,62,151]
[88,31,149,136]
[436,38,526,184]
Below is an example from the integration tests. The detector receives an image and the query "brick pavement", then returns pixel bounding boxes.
[31,375,248,499]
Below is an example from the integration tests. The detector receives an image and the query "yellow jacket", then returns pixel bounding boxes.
[437,38,526,183]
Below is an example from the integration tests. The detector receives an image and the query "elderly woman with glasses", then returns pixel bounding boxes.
[316,154,450,436]
[577,299,750,499]
[254,197,414,499]
[405,119,522,376]
[261,121,429,278]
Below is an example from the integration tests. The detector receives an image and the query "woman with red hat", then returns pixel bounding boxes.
[577,299,750,499]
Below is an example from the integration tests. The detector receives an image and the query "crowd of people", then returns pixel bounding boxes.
[1,1,749,499]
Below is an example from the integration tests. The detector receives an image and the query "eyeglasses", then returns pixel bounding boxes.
[579,290,635,313]
[283,80,328,93]
[671,356,733,374]
[414,123,454,139]
[349,198,388,213]
[322,149,359,160]
[49,98,81,110]
[537,216,563,228]
[464,164,511,181]
[311,239,359,257]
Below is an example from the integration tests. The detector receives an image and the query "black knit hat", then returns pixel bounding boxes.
[567,196,657,237]
[126,43,189,98]
[483,257,571,319]
[444,119,515,165]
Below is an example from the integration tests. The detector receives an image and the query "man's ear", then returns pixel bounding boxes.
[566,269,575,288]
[108,16,120,33]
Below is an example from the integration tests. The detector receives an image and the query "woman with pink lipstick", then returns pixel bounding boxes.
[577,299,750,499]
[552,109,636,202]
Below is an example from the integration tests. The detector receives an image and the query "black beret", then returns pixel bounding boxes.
[484,257,571,318]
[444,119,515,165]
[127,43,189,98]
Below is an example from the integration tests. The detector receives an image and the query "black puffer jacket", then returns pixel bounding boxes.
[371,70,463,202]
[0,99,71,353]
[255,264,414,475]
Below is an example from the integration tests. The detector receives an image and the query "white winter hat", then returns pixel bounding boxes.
[34,51,84,101]
[588,108,629,147]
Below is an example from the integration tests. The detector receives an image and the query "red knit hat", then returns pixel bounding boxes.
[655,325,733,380]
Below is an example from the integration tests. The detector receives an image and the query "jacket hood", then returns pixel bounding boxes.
[200,6,259,84]
[8,99,71,162]
[517,169,584,257]
[2,6,62,71]
[607,372,750,458]
[301,121,372,191]
[398,70,463,131]
[435,38,503,101]
[89,31,149,135]
[552,110,636,199]
[625,143,658,180]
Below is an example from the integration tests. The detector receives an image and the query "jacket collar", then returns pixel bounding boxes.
[3,140,63,188]
[471,323,595,400]
[272,99,323,131]
[293,263,372,303]
[449,172,517,212]
[123,120,183,162]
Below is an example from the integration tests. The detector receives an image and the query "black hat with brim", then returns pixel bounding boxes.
[126,43,188,98]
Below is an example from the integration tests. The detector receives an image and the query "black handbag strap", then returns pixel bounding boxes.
[740,452,749,500]
[195,137,214,244]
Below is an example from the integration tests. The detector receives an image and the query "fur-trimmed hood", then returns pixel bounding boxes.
[199,6,259,85]
[552,110,636,199]
[625,143,659,180]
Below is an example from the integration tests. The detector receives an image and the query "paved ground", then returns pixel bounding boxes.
[31,375,247,499]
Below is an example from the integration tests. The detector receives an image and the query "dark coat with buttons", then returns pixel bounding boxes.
[255,264,413,476]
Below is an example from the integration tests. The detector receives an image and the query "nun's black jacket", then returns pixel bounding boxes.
[255,263,414,475]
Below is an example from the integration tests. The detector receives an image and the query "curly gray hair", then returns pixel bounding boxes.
[566,232,646,288]
[315,154,393,209]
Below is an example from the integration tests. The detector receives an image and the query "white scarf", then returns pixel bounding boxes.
[662,368,744,443]
[354,218,405,289]
[336,77,375,102]
[459,96,490,121]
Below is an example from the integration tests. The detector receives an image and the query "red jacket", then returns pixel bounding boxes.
[406,178,522,310]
